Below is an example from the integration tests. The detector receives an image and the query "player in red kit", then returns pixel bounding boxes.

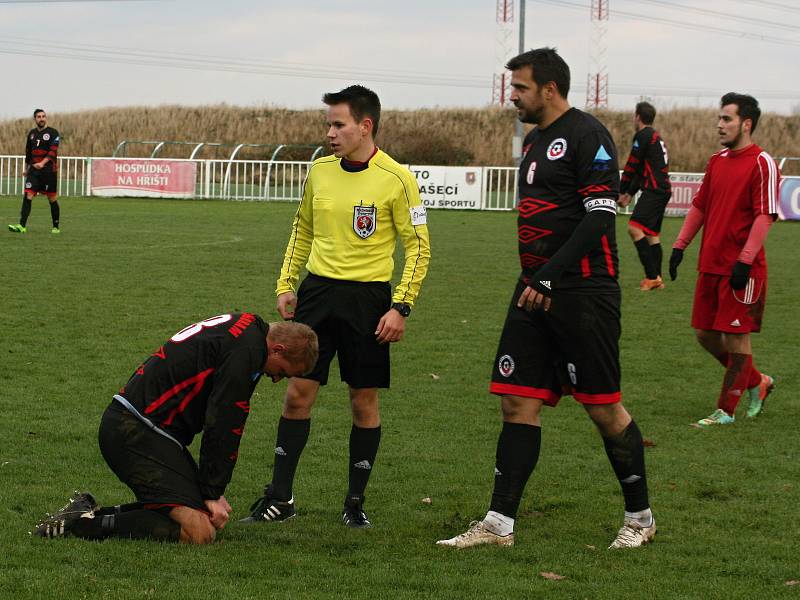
[669,93,779,427]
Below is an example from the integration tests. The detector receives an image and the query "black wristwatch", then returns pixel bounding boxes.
[391,302,411,318]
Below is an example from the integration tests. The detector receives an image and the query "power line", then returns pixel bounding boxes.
[0,34,797,102]
[731,0,800,13]
[625,0,800,33]
[533,0,800,48]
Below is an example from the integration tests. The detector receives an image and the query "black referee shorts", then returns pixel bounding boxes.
[293,273,392,388]
[630,189,671,236]
[25,169,58,196]
[98,403,207,512]
[489,279,622,405]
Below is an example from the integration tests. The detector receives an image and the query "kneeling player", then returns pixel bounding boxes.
[32,315,317,544]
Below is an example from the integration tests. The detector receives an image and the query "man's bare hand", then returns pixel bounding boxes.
[204,496,232,530]
[517,285,552,312]
[375,308,406,344]
[277,292,297,320]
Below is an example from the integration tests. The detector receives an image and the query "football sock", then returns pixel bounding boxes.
[49,200,60,228]
[602,420,649,513]
[348,424,381,498]
[717,353,753,415]
[649,243,663,277]
[20,196,32,227]
[270,417,310,501]
[95,502,142,516]
[483,510,515,536]
[746,361,763,389]
[489,422,541,519]
[625,508,654,528]
[70,509,180,542]
[715,351,762,389]
[634,238,657,279]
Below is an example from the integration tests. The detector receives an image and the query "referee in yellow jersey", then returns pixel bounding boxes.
[242,85,431,529]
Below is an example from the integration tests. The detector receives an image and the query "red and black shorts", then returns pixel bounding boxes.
[691,272,767,334]
[630,189,671,236]
[98,402,207,512]
[490,280,621,405]
[25,169,58,197]
[294,273,392,388]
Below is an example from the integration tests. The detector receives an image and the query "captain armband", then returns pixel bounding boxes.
[583,197,617,214]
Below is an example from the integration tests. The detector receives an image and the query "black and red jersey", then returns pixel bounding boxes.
[620,126,670,195]
[518,107,619,292]
[118,313,267,499]
[25,127,60,172]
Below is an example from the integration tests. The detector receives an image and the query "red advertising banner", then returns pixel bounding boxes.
[91,158,196,198]
[665,173,703,216]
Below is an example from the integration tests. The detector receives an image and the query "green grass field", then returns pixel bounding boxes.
[1,196,798,599]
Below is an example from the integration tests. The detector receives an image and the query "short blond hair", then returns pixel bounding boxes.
[267,322,319,375]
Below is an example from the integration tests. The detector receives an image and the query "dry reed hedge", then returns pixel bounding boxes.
[0,105,797,173]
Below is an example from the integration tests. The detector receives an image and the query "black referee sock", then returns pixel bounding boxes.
[602,420,650,513]
[20,195,32,227]
[650,243,663,278]
[49,200,60,229]
[489,422,541,519]
[70,509,180,542]
[348,424,381,498]
[270,417,311,501]
[634,238,657,279]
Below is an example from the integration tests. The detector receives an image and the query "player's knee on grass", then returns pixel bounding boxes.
[170,506,217,545]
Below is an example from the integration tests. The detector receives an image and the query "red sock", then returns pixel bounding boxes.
[717,354,753,415]
[717,351,761,388]
[747,361,762,389]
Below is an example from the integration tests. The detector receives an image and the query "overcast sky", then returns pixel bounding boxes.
[1,0,798,119]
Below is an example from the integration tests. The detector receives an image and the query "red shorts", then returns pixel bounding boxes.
[691,272,766,334]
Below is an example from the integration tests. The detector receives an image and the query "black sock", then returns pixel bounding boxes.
[270,417,310,501]
[20,196,32,227]
[70,509,180,542]
[49,201,60,228]
[95,502,142,516]
[650,243,662,277]
[348,424,381,498]
[602,420,650,513]
[634,238,657,279]
[489,422,541,518]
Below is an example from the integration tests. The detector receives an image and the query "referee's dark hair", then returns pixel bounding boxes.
[635,102,656,125]
[323,85,381,136]
[721,92,761,134]
[506,47,571,99]
[33,108,45,118]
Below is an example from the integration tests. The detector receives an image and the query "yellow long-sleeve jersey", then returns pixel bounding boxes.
[276,149,431,306]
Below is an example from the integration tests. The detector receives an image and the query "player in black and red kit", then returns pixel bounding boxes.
[32,315,318,544]
[8,109,62,234]
[438,48,655,550]
[618,102,672,290]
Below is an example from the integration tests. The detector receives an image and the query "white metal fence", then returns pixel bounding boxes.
[0,155,89,197]
[0,155,520,209]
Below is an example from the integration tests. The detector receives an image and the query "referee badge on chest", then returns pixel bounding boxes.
[353,204,377,239]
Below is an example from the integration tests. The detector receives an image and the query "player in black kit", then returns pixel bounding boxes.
[32,315,318,544]
[8,109,62,234]
[618,102,672,290]
[438,48,655,550]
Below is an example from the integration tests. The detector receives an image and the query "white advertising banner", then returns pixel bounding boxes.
[409,165,483,210]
